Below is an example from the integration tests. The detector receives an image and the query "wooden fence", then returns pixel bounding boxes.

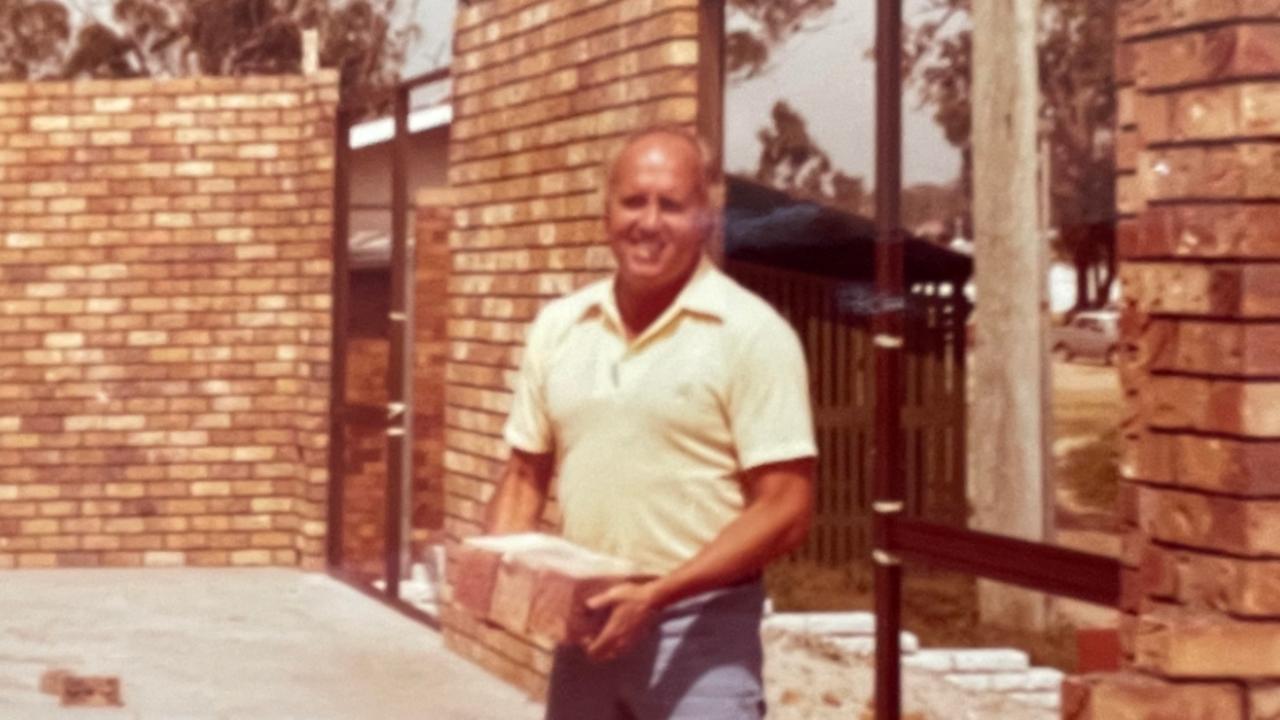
[727,261,970,566]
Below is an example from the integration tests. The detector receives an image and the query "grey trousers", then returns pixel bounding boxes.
[544,579,766,720]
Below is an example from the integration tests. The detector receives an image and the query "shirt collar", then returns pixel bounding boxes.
[581,255,726,330]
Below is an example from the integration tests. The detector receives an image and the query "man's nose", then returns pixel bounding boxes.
[638,200,661,231]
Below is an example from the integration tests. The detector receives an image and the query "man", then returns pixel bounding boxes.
[484,126,816,719]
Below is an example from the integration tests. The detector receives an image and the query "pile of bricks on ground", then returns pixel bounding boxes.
[763,612,1063,712]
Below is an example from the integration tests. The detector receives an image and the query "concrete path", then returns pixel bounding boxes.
[0,568,545,720]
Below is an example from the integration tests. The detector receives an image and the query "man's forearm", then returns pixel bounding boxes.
[646,462,813,609]
[484,451,553,534]
[577,462,813,662]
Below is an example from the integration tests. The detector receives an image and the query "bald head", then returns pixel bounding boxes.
[607,127,717,205]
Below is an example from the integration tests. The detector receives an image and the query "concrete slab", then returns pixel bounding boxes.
[0,568,545,720]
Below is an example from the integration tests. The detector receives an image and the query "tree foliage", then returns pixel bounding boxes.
[0,0,71,80]
[726,0,835,79]
[726,0,864,214]
[755,100,866,214]
[905,0,1118,308]
[4,0,414,107]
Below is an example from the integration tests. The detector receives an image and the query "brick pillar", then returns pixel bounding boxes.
[411,188,452,555]
[1064,3,1280,717]
[440,0,702,697]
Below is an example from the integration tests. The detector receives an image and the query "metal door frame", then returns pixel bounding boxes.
[327,68,451,629]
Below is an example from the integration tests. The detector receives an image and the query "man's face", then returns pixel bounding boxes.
[606,134,710,296]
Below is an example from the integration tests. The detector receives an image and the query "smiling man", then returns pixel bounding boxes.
[484,126,817,720]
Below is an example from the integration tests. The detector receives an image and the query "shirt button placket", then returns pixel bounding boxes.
[612,346,628,391]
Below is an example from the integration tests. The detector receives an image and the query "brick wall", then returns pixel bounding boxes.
[431,0,702,697]
[411,189,451,555]
[1064,2,1280,717]
[0,73,337,571]
[338,270,390,576]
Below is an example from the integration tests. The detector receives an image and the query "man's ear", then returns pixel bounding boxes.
[707,180,726,212]
[700,191,725,259]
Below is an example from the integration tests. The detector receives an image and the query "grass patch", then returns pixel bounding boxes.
[1058,428,1120,511]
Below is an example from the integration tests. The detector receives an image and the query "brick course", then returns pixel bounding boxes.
[430,0,702,698]
[0,73,336,570]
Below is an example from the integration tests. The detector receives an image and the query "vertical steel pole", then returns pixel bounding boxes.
[327,106,351,570]
[386,84,410,599]
[696,0,726,266]
[873,1,905,719]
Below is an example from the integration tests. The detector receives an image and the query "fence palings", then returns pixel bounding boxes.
[726,261,969,567]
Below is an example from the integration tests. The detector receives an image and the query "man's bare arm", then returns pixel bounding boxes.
[584,457,814,660]
[650,457,814,605]
[484,448,555,535]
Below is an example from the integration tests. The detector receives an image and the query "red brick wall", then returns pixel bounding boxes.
[434,0,702,697]
[0,73,337,570]
[1065,2,1280,717]
[411,190,451,555]
[337,270,390,577]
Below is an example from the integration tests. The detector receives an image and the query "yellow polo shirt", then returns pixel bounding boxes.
[503,257,817,576]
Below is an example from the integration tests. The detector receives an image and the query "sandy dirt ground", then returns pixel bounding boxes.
[1051,360,1122,445]
[763,630,1056,720]
[1049,360,1123,629]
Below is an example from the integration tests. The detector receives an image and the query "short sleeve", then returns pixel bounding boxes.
[726,315,818,470]
[503,310,555,455]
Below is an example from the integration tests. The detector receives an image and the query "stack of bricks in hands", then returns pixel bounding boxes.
[450,533,651,646]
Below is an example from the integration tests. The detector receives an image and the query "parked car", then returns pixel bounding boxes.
[1052,310,1120,365]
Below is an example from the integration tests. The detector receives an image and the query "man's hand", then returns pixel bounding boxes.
[582,581,662,662]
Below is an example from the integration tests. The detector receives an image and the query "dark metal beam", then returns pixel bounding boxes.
[384,83,411,600]
[697,0,727,260]
[326,106,352,570]
[888,518,1124,607]
[400,66,452,93]
[873,2,905,719]
[341,67,452,117]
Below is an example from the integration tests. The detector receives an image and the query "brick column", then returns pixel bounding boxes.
[411,188,452,554]
[440,0,702,697]
[1064,2,1280,717]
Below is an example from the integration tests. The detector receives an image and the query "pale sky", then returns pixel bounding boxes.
[724,0,961,187]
